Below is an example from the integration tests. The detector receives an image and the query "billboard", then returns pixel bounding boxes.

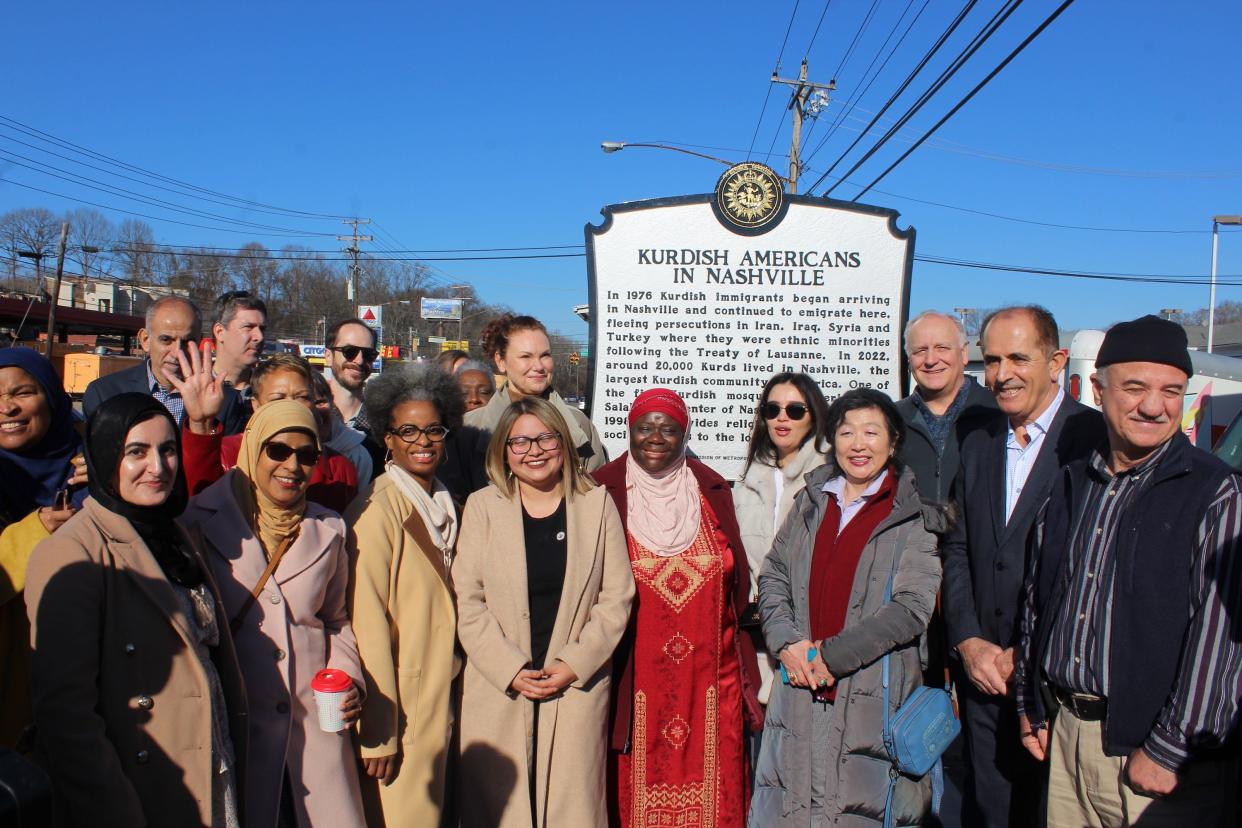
[586,163,913,480]
[421,298,463,320]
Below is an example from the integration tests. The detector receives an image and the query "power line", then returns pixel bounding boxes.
[0,176,342,238]
[801,0,929,166]
[851,0,1077,200]
[0,114,352,220]
[0,148,335,236]
[821,0,1021,197]
[748,0,803,160]
[830,0,882,81]
[916,252,1242,286]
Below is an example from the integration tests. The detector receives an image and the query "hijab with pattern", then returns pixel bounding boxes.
[85,392,201,588]
[229,399,319,557]
[0,347,85,522]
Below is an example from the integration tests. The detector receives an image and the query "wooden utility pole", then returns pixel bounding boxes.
[771,60,835,193]
[337,218,372,302]
[44,222,69,359]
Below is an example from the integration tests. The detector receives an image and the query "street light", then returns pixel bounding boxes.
[1209,215,1242,353]
[601,141,793,183]
[1160,308,1182,321]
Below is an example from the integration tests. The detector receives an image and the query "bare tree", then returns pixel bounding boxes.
[115,219,158,286]
[68,207,114,280]
[233,242,279,306]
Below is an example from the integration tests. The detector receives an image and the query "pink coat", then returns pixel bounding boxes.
[181,474,365,828]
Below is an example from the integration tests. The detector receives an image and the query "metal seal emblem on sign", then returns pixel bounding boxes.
[714,161,785,231]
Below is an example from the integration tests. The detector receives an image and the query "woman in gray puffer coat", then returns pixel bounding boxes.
[750,389,941,828]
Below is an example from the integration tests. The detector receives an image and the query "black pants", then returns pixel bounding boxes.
[952,663,1045,828]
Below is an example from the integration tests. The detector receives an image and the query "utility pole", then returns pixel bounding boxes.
[44,222,69,359]
[337,218,372,302]
[771,60,835,193]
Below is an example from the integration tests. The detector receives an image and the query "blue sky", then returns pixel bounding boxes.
[3,0,1241,341]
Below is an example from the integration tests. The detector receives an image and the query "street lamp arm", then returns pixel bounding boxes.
[601,141,792,183]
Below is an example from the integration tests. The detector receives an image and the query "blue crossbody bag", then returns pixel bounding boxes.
[879,550,960,828]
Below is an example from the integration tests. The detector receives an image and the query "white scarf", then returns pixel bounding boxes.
[386,461,458,560]
[625,450,702,557]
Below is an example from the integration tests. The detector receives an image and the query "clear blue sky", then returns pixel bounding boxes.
[3,0,1241,342]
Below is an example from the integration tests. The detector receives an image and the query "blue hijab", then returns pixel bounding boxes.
[0,347,85,522]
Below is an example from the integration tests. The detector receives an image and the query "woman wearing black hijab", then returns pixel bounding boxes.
[24,393,248,828]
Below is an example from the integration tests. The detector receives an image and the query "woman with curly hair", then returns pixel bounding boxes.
[345,363,466,826]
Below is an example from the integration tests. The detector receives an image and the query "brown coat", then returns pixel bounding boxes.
[345,476,461,827]
[181,474,365,828]
[24,497,248,828]
[452,483,635,828]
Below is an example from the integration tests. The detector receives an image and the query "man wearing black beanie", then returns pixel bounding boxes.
[1016,314,1242,826]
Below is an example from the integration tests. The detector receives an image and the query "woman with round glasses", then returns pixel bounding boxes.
[453,396,634,827]
[732,373,831,707]
[345,364,464,826]
[594,388,763,828]
[181,400,367,828]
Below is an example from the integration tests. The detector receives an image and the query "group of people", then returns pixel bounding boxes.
[0,289,1237,828]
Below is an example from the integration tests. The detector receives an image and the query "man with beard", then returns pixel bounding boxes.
[325,317,384,482]
[942,305,1104,827]
[84,296,248,434]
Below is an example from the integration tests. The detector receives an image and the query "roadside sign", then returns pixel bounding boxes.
[357,305,383,329]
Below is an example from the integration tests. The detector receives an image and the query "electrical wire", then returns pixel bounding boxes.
[851,0,1077,200]
[803,0,981,194]
[0,115,353,220]
[747,0,803,160]
[821,0,1022,197]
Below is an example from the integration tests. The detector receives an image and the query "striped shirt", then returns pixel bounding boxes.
[146,361,185,424]
[1017,442,1242,771]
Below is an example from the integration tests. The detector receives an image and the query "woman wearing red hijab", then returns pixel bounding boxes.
[594,389,763,828]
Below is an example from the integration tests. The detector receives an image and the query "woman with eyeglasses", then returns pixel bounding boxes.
[174,350,359,513]
[593,388,763,828]
[732,374,831,709]
[180,400,367,828]
[344,364,464,826]
[24,393,246,828]
[453,397,634,827]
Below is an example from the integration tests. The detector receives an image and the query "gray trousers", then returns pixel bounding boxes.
[810,698,835,827]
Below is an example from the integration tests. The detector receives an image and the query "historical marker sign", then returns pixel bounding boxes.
[586,166,913,480]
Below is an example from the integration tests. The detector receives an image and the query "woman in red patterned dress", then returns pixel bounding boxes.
[595,388,763,828]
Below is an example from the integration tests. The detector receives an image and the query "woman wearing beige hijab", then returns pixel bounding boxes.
[181,400,366,828]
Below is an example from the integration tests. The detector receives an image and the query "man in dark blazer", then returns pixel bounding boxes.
[942,305,1105,828]
[83,296,248,435]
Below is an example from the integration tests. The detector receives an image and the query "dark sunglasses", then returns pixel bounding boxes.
[329,345,379,364]
[762,402,809,421]
[263,442,321,467]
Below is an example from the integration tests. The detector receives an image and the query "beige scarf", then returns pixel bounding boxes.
[230,400,318,558]
[625,449,701,557]
[386,460,458,560]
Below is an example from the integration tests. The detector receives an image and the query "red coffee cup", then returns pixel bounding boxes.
[311,668,353,732]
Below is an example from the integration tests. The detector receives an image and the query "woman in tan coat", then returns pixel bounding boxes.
[346,364,464,826]
[25,393,247,828]
[454,397,634,828]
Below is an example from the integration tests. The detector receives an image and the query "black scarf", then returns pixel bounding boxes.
[85,393,202,588]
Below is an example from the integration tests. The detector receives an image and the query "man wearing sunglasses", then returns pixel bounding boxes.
[325,318,386,482]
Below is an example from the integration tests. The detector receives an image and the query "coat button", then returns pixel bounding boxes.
[269,593,282,605]
[137,695,154,710]
[994,608,1004,617]
[276,701,290,714]
[135,750,149,764]
[274,649,286,661]
[995,561,1006,571]
[123,643,136,655]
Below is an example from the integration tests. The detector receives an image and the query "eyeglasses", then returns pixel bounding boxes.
[762,402,809,421]
[328,345,379,364]
[388,424,450,443]
[262,442,321,467]
[505,432,561,455]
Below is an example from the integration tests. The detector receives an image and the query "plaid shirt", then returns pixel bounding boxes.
[146,361,185,424]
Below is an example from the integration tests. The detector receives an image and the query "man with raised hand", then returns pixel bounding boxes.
[942,305,1104,827]
[1016,315,1241,826]
[210,290,267,401]
[83,295,248,434]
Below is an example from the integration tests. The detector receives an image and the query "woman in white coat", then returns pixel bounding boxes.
[732,373,831,705]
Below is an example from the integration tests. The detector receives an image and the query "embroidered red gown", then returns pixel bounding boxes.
[616,496,746,828]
